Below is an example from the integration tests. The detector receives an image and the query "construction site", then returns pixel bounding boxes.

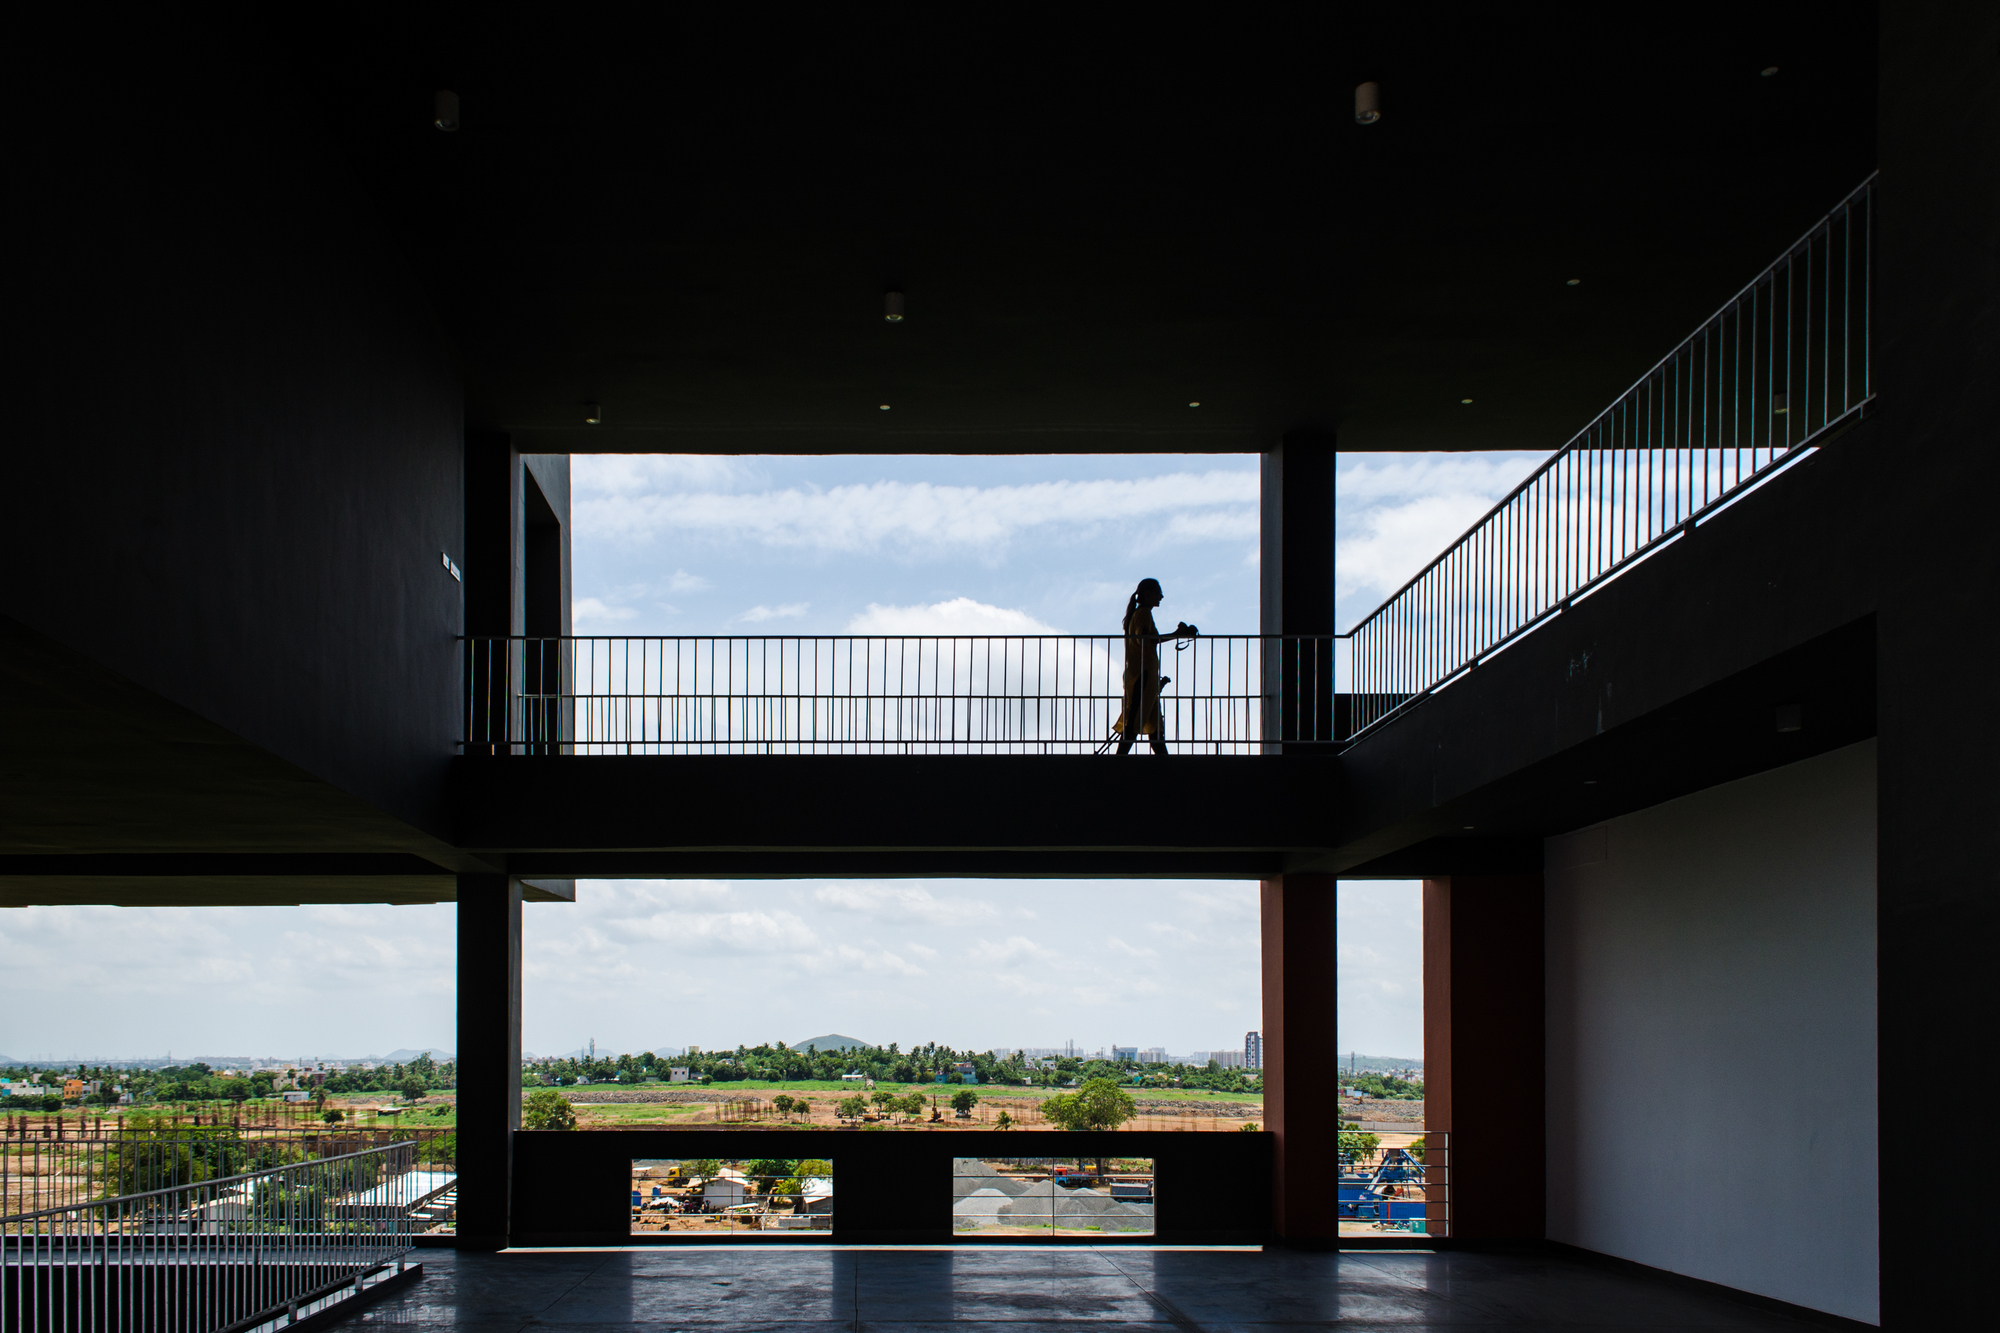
[629,1159,833,1236]
[951,1158,1156,1237]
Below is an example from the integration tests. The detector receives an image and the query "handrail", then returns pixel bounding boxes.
[2,1142,423,1333]
[1343,173,1877,740]
[462,634,1342,754]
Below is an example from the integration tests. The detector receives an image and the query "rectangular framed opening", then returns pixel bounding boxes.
[631,1158,832,1236]
[1336,1131,1436,1237]
[953,1157,1155,1236]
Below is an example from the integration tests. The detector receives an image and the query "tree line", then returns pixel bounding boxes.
[2,1054,458,1108]
[523,1042,1262,1093]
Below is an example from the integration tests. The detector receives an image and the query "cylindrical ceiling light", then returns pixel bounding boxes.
[434,91,460,132]
[884,291,906,322]
[1354,81,1381,124]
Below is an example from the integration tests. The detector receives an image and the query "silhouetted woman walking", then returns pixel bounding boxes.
[1116,578,1197,755]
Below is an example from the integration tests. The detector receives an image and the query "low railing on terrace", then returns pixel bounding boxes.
[1343,173,1877,739]
[2,1119,455,1220]
[2,1142,434,1333]
[464,634,1339,754]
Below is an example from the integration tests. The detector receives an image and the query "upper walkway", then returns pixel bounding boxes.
[466,176,1877,768]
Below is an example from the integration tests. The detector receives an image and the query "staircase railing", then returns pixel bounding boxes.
[1344,173,1877,741]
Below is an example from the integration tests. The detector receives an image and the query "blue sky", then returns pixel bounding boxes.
[1,449,1545,1064]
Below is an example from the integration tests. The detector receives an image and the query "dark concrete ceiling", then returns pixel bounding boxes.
[305,5,1877,455]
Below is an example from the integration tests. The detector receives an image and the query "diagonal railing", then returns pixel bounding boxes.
[1344,173,1877,740]
[2,1142,428,1333]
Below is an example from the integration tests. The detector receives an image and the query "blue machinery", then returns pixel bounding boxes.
[1338,1148,1427,1231]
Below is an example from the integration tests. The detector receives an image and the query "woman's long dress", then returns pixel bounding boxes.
[1119,607,1162,739]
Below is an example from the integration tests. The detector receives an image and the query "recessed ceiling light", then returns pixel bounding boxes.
[1355,81,1381,124]
[1761,66,1779,77]
[1188,401,1201,408]
[879,404,891,411]
[884,292,905,322]
[1566,278,1582,286]
[1462,825,1475,830]
[1461,398,1474,404]
[583,402,602,425]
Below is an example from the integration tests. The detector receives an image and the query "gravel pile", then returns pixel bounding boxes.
[952,1180,1153,1229]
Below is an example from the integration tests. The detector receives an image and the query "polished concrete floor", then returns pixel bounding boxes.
[326,1246,1845,1331]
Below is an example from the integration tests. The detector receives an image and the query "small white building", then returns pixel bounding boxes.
[702,1171,749,1211]
[668,1067,690,1083]
[840,1072,865,1082]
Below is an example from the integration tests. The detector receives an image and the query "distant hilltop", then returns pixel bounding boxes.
[794,1034,871,1052]
[1341,1054,1424,1071]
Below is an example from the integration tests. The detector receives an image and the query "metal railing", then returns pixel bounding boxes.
[2,1142,435,1333]
[465,635,1340,754]
[3,1116,455,1220]
[1344,175,1876,739]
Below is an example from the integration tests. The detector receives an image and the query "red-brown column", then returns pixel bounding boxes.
[1261,873,1340,1242]
[1423,874,1544,1241]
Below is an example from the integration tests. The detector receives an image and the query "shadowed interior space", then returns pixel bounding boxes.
[5,2,1994,1331]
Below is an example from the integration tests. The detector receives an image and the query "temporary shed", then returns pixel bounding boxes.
[702,1172,749,1210]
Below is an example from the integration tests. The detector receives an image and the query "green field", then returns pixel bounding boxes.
[567,1103,700,1122]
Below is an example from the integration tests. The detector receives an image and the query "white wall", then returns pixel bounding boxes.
[1546,740,1878,1325]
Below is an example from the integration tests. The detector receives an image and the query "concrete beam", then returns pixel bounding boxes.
[453,754,1340,873]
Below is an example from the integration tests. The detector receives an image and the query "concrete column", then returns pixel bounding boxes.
[1260,873,1339,1242]
[456,872,521,1249]
[1422,875,1544,1241]
[1874,4,2000,1327]
[463,433,521,755]
[1260,428,1338,747]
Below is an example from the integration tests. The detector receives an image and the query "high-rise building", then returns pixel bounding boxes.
[1244,1031,1263,1069]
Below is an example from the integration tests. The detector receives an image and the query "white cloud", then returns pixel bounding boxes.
[667,569,712,592]
[1337,494,1495,605]
[969,935,1059,964]
[811,884,1000,926]
[574,470,1260,555]
[734,602,810,623]
[830,944,927,977]
[573,596,639,625]
[1163,509,1258,542]
[572,454,761,496]
[1336,452,1546,611]
[611,908,819,954]
[1106,937,1158,959]
[905,942,940,959]
[843,598,1062,636]
[1337,452,1546,503]
[0,904,456,1058]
